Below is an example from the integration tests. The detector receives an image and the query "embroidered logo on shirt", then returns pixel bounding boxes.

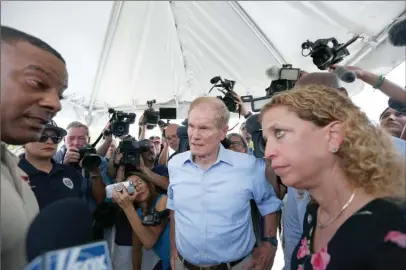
[62,178,74,189]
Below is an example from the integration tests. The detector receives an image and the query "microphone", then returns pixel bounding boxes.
[25,198,112,270]
[210,76,222,84]
[265,66,280,80]
[331,66,357,83]
[388,17,406,47]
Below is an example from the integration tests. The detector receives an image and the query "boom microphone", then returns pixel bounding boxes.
[265,66,280,80]
[331,66,357,83]
[388,17,406,47]
[25,198,112,269]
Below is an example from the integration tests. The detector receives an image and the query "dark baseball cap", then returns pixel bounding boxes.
[44,120,67,137]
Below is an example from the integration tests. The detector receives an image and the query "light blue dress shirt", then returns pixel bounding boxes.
[166,144,282,265]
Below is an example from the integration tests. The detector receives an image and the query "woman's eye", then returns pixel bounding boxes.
[275,129,285,139]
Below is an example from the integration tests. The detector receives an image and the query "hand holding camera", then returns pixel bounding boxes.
[63,147,81,164]
[111,181,137,210]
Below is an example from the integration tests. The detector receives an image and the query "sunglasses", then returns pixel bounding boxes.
[39,134,62,144]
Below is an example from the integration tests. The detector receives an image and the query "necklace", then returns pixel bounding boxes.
[318,189,356,229]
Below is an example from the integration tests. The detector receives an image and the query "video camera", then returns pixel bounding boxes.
[208,76,239,113]
[105,108,136,137]
[142,208,170,226]
[142,100,177,130]
[118,139,150,170]
[301,35,360,70]
[241,64,301,113]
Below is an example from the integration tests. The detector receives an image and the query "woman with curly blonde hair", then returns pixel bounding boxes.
[260,84,405,270]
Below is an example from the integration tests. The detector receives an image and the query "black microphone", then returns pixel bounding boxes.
[332,66,357,83]
[210,76,222,84]
[26,198,93,262]
[388,17,406,47]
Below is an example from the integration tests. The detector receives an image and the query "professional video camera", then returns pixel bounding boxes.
[142,208,170,226]
[142,100,177,130]
[76,145,102,171]
[208,76,239,113]
[118,139,150,169]
[301,35,360,70]
[241,64,301,113]
[105,108,136,137]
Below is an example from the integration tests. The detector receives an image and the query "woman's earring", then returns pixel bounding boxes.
[330,147,338,153]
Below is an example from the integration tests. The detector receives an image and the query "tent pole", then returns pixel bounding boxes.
[87,1,124,116]
[228,1,286,65]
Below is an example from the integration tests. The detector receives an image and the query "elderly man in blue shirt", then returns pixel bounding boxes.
[167,97,282,270]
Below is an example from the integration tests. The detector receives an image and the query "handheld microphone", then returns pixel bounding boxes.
[24,198,112,270]
[331,66,357,83]
[388,17,406,47]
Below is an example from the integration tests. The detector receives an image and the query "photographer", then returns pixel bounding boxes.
[53,121,107,209]
[112,173,170,270]
[109,139,169,194]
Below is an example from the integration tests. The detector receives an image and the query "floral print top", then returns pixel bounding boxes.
[291,198,406,270]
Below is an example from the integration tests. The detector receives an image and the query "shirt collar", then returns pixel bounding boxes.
[18,154,63,176]
[183,143,234,167]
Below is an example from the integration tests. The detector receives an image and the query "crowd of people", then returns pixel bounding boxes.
[1,17,406,270]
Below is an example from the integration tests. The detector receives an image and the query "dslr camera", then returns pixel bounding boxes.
[118,139,150,170]
[301,35,359,70]
[208,76,239,113]
[105,108,136,137]
[76,145,102,171]
[142,208,170,226]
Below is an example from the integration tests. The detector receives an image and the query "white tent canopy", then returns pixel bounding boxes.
[2,1,405,135]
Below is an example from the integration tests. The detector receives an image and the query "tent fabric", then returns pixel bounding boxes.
[2,1,405,133]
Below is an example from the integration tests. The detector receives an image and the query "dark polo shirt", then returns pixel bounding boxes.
[18,156,85,210]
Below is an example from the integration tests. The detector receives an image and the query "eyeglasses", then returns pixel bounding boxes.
[39,134,62,144]
[229,141,246,149]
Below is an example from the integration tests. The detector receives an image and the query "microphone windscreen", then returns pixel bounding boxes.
[333,67,357,83]
[210,76,221,84]
[26,198,93,262]
[388,17,406,47]
[265,66,280,80]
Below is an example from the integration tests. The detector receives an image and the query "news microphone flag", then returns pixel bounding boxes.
[24,241,112,270]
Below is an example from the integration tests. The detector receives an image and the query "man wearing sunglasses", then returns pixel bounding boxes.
[18,121,85,210]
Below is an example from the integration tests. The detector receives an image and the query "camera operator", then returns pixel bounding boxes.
[160,123,180,165]
[1,26,68,269]
[18,121,89,210]
[95,122,115,157]
[53,121,107,209]
[112,174,170,270]
[109,139,169,193]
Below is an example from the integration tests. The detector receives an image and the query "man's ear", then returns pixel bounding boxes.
[220,125,229,140]
[325,121,344,152]
[87,137,91,143]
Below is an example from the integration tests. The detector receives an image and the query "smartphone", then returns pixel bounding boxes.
[105,180,136,199]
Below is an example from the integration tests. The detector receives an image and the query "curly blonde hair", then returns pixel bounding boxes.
[260,84,405,198]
